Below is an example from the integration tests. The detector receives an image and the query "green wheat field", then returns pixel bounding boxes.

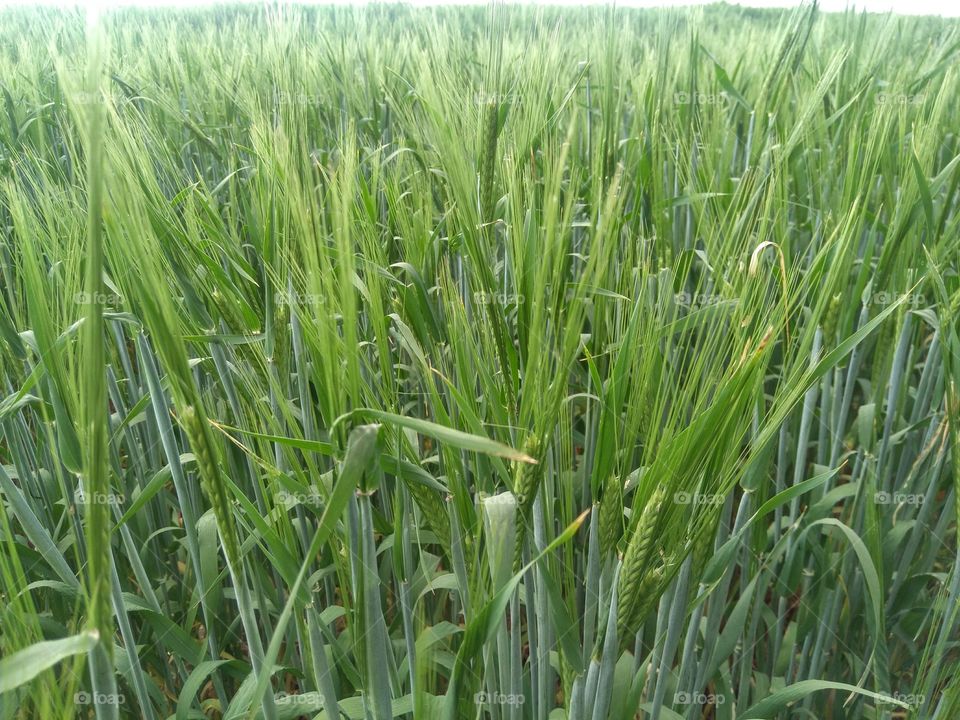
[0,2,958,719]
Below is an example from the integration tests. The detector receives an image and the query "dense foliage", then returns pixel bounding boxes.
[0,3,958,719]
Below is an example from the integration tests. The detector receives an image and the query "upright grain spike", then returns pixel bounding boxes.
[599,474,624,557]
[617,484,666,635]
[512,433,543,571]
[180,405,241,569]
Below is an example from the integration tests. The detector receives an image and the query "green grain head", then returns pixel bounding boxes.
[617,483,666,635]
[599,474,624,557]
[181,405,241,569]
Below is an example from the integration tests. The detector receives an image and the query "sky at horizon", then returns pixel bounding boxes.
[0,0,957,18]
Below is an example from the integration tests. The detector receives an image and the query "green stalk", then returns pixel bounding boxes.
[76,17,119,720]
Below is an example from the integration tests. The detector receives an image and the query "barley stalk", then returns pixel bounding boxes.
[407,481,452,560]
[599,474,624,557]
[617,485,666,636]
[180,405,241,569]
[512,434,543,571]
[479,99,500,223]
